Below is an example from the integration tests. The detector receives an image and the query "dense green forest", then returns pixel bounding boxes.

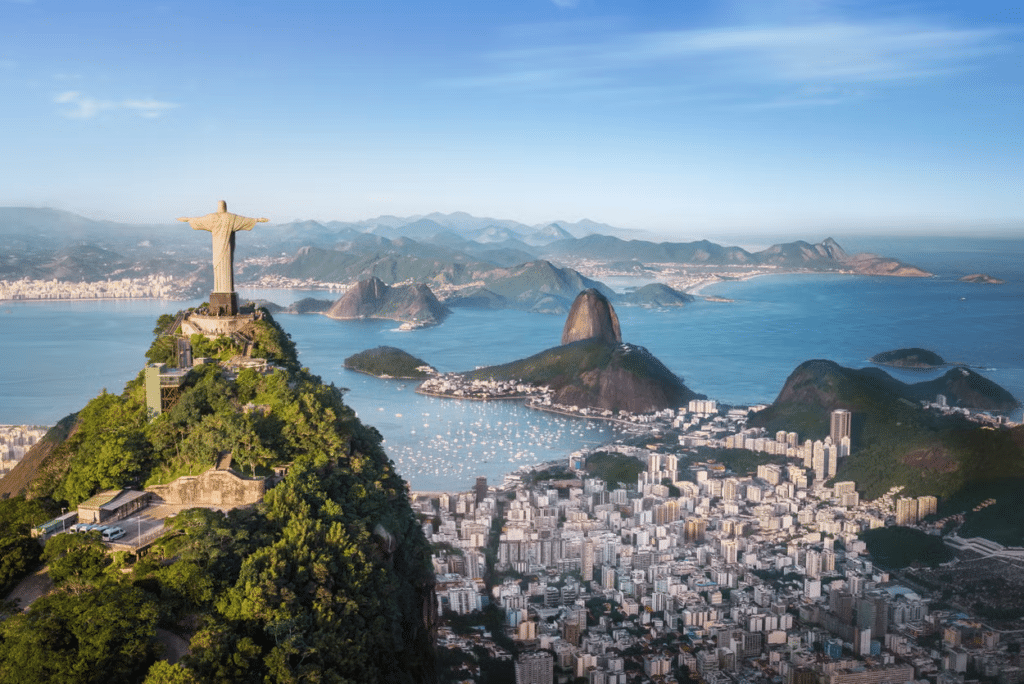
[583,452,645,489]
[860,527,954,568]
[343,346,434,379]
[0,309,436,683]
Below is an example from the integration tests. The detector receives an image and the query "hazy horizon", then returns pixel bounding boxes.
[3,204,1022,245]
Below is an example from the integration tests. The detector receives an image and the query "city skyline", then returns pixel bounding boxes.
[0,0,1020,238]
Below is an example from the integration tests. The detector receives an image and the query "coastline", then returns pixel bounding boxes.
[0,295,186,304]
[683,269,855,296]
[324,313,441,330]
[414,387,533,402]
[343,365,430,381]
[415,384,666,428]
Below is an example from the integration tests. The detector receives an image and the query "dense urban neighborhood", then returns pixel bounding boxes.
[414,399,1024,684]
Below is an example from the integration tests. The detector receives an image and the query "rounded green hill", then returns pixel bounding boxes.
[345,346,435,379]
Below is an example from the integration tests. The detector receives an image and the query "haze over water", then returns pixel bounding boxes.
[1,236,1020,492]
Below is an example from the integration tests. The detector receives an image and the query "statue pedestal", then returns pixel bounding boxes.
[209,292,238,317]
[181,311,255,339]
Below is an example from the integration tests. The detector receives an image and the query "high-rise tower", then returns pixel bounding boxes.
[830,409,852,444]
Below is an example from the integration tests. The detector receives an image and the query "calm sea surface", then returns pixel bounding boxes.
[1,236,1021,491]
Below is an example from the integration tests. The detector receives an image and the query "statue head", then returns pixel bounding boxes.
[218,200,227,213]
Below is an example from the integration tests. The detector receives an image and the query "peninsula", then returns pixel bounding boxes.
[418,289,698,415]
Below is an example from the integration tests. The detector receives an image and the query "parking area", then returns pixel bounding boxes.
[51,499,237,550]
[36,490,257,555]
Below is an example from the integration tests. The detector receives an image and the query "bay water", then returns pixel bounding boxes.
[1,235,1020,492]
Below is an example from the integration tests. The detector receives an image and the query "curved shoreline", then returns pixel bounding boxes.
[343,365,429,381]
[683,269,849,296]
[415,386,660,427]
[414,388,532,402]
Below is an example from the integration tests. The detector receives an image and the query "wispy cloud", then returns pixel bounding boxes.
[53,90,179,119]
[439,18,1012,107]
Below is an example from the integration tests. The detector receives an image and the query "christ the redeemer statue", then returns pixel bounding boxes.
[178,200,268,294]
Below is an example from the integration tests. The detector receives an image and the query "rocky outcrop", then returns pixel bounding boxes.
[561,289,622,345]
[548,341,697,414]
[842,253,931,277]
[462,292,695,413]
[326,277,449,326]
[465,338,698,415]
[960,273,1005,284]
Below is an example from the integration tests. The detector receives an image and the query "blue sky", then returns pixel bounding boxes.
[0,0,1020,237]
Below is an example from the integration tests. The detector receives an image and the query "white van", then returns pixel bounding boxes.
[102,527,126,542]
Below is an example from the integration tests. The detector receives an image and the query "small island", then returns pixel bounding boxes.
[960,273,1005,284]
[618,283,695,307]
[344,346,436,379]
[870,347,946,369]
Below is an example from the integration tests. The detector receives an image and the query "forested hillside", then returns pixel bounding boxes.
[0,310,436,683]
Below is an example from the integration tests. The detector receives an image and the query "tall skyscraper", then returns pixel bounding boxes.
[830,409,852,444]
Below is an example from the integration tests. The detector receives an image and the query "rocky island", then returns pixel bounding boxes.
[870,347,946,369]
[325,276,449,328]
[960,273,1005,284]
[344,346,436,379]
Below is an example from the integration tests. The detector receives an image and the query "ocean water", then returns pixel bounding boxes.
[1,236,1020,491]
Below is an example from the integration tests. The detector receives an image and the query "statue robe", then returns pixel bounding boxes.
[185,212,258,293]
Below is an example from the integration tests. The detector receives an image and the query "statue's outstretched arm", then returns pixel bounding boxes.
[178,217,210,231]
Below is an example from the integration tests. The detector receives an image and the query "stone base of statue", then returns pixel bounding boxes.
[209,292,239,317]
[181,309,256,339]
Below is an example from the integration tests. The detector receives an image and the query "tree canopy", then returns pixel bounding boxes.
[7,310,436,682]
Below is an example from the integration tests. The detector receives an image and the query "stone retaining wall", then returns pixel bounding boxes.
[147,467,265,507]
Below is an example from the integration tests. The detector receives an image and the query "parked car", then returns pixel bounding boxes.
[102,526,126,542]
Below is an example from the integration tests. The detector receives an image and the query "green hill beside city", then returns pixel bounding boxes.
[0,311,436,683]
[750,359,1023,501]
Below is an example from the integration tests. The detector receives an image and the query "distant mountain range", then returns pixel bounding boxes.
[0,208,930,307]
